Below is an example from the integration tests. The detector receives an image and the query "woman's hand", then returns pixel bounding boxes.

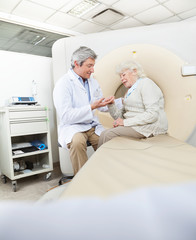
[91,96,115,110]
[104,96,115,104]
[113,118,124,127]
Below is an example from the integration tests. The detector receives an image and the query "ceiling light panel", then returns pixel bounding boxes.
[68,0,100,17]
[30,45,51,57]
[0,39,7,48]
[16,30,46,45]
[9,42,34,52]
[0,20,68,57]
[92,9,124,25]
[0,22,22,38]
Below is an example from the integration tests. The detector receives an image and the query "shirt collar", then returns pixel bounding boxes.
[126,78,141,98]
[70,68,87,82]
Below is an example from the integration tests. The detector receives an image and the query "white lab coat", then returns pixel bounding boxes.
[53,69,108,148]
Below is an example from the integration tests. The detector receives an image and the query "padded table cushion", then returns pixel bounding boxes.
[59,134,196,199]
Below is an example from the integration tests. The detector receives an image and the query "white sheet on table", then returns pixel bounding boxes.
[0,182,196,240]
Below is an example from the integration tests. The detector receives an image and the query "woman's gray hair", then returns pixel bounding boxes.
[116,60,146,78]
[71,46,97,68]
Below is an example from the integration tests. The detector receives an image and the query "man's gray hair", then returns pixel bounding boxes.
[116,60,146,78]
[71,46,97,68]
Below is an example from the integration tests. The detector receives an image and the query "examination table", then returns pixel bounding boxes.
[59,134,196,199]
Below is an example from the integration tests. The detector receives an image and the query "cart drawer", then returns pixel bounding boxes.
[10,121,48,135]
[9,110,47,119]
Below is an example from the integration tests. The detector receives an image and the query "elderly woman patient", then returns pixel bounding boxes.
[98,60,168,147]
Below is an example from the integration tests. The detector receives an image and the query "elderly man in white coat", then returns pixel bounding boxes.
[53,46,113,175]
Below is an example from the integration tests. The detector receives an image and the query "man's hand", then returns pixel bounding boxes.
[113,118,124,127]
[91,96,114,110]
[104,96,115,104]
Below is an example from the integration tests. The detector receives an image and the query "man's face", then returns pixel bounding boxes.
[74,58,95,80]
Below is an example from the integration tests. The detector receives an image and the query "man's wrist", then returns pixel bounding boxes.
[91,104,95,110]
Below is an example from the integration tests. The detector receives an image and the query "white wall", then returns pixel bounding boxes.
[53,19,196,74]
[0,50,59,168]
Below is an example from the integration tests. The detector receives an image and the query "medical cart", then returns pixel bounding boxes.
[0,106,53,191]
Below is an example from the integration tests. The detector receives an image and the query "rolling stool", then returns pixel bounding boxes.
[58,141,94,185]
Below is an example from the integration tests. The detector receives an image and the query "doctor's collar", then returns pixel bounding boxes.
[71,68,88,82]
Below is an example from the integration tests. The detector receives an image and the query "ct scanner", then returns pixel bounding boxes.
[51,40,196,198]
[94,43,196,141]
[49,20,196,199]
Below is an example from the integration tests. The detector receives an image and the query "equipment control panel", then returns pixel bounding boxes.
[10,96,37,105]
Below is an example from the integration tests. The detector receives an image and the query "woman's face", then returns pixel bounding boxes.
[120,69,137,88]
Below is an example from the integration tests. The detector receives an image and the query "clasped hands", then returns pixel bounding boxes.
[91,96,124,127]
[104,96,124,127]
[113,118,124,127]
[91,96,114,110]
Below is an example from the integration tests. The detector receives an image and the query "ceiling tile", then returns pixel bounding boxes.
[158,15,181,23]
[135,5,173,24]
[112,0,158,15]
[156,0,168,3]
[71,20,105,34]
[12,0,55,21]
[99,0,120,5]
[164,0,196,14]
[29,0,71,10]
[178,8,196,20]
[59,0,83,13]
[0,0,21,13]
[100,27,112,32]
[46,12,82,29]
[110,17,144,30]
[0,0,195,58]
[184,15,196,21]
